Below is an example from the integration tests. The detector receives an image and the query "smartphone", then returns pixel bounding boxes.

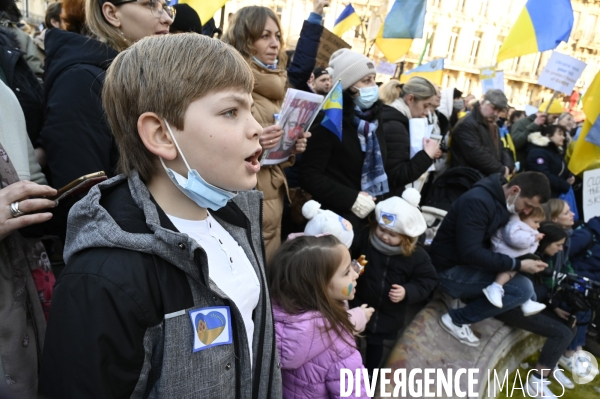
[49,171,107,202]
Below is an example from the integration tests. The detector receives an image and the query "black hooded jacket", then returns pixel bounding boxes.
[428,174,521,274]
[525,133,572,198]
[38,29,119,188]
[381,104,433,197]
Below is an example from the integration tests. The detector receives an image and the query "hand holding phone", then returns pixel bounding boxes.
[49,171,107,202]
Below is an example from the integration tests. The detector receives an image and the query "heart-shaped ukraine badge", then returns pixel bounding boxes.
[195,311,227,345]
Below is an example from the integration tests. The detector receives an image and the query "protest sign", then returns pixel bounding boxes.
[583,168,600,222]
[480,66,504,93]
[537,52,587,95]
[376,61,397,76]
[316,28,351,68]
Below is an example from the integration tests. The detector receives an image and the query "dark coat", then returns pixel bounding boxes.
[0,27,44,145]
[449,104,515,176]
[525,133,572,198]
[381,105,433,197]
[350,230,437,333]
[299,92,387,231]
[569,217,600,282]
[39,29,119,188]
[429,174,521,274]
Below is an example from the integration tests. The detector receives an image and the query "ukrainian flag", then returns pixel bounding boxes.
[375,24,413,63]
[383,0,426,39]
[400,59,444,86]
[496,0,573,64]
[321,80,343,140]
[568,70,600,175]
[332,4,361,37]
[176,0,227,27]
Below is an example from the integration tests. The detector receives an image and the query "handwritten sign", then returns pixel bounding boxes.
[376,61,397,76]
[583,168,600,222]
[480,66,504,93]
[538,52,587,95]
[316,27,351,68]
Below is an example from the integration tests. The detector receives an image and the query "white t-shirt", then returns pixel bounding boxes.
[168,213,260,365]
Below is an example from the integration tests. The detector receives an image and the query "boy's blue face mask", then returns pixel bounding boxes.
[160,121,237,211]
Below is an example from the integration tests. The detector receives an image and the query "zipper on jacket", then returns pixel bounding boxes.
[372,256,391,332]
[244,199,271,399]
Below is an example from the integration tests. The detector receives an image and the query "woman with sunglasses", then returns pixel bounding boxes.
[38,0,174,193]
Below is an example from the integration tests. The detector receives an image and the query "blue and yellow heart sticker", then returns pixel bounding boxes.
[189,306,233,352]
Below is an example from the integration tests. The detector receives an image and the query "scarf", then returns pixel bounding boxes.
[353,106,389,197]
[369,232,403,256]
[390,98,412,120]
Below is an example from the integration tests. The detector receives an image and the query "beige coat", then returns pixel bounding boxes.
[250,62,294,262]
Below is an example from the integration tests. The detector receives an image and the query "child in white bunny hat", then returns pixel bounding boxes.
[349,188,438,372]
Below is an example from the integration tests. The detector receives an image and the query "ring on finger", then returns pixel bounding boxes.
[9,201,24,218]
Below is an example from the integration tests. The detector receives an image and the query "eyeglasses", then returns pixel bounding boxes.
[111,0,176,21]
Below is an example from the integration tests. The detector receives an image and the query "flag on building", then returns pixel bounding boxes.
[321,80,343,140]
[568,70,600,175]
[332,4,361,37]
[496,0,573,64]
[400,58,444,85]
[175,0,227,27]
[383,0,426,39]
[375,24,413,63]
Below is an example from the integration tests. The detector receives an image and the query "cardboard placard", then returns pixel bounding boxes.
[315,27,351,68]
[480,66,504,93]
[583,168,600,222]
[537,52,587,95]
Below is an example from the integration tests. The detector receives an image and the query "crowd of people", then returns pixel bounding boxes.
[1,0,599,398]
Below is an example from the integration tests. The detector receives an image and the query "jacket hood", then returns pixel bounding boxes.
[528,132,550,146]
[472,173,507,206]
[44,29,117,92]
[273,304,345,369]
[438,87,455,119]
[64,171,263,281]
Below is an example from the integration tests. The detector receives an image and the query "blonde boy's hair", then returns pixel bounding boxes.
[102,34,255,181]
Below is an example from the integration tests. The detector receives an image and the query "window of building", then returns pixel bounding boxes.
[479,0,489,16]
[492,36,505,65]
[429,0,442,8]
[468,32,483,64]
[427,24,437,57]
[583,14,598,42]
[447,27,460,61]
[532,53,542,75]
[456,0,466,12]
[275,6,283,21]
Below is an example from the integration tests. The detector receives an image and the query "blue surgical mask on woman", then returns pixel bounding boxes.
[160,121,237,211]
[353,85,379,109]
[252,56,278,70]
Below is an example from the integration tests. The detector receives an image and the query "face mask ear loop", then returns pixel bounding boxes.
[164,120,192,172]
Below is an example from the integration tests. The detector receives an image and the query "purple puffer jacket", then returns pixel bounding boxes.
[272,304,366,399]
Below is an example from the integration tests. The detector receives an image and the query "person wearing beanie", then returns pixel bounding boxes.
[312,67,331,95]
[301,199,354,248]
[170,4,202,34]
[526,124,574,198]
[349,188,437,372]
[300,48,389,241]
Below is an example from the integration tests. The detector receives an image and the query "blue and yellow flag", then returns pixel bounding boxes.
[375,24,412,63]
[400,58,444,85]
[383,0,426,39]
[332,4,361,37]
[568,71,600,175]
[496,0,573,63]
[175,0,227,27]
[321,80,343,140]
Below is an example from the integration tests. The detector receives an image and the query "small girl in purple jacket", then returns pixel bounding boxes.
[268,235,367,399]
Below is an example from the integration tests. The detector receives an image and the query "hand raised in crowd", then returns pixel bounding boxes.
[553,307,571,321]
[423,138,442,159]
[534,112,547,126]
[313,0,330,15]
[259,125,284,151]
[360,304,375,322]
[0,181,57,241]
[520,259,548,274]
[351,192,376,219]
[291,132,312,155]
[389,284,406,303]
[535,233,545,242]
[567,176,575,185]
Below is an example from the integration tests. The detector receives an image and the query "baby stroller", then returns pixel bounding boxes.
[420,167,484,244]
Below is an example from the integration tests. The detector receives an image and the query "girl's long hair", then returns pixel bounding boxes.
[268,235,356,344]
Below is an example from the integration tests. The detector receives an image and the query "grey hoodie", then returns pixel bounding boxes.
[39,171,282,398]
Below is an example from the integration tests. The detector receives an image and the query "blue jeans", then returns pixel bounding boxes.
[438,265,535,325]
[569,310,591,351]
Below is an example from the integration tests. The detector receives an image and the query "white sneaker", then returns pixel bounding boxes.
[551,367,574,389]
[559,353,600,377]
[439,313,480,347]
[482,284,504,308]
[526,373,557,398]
[521,299,546,316]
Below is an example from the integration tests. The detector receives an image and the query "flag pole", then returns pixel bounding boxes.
[544,90,558,114]
[305,79,341,129]
[417,34,431,67]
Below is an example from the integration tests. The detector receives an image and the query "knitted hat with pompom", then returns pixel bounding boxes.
[374,188,426,237]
